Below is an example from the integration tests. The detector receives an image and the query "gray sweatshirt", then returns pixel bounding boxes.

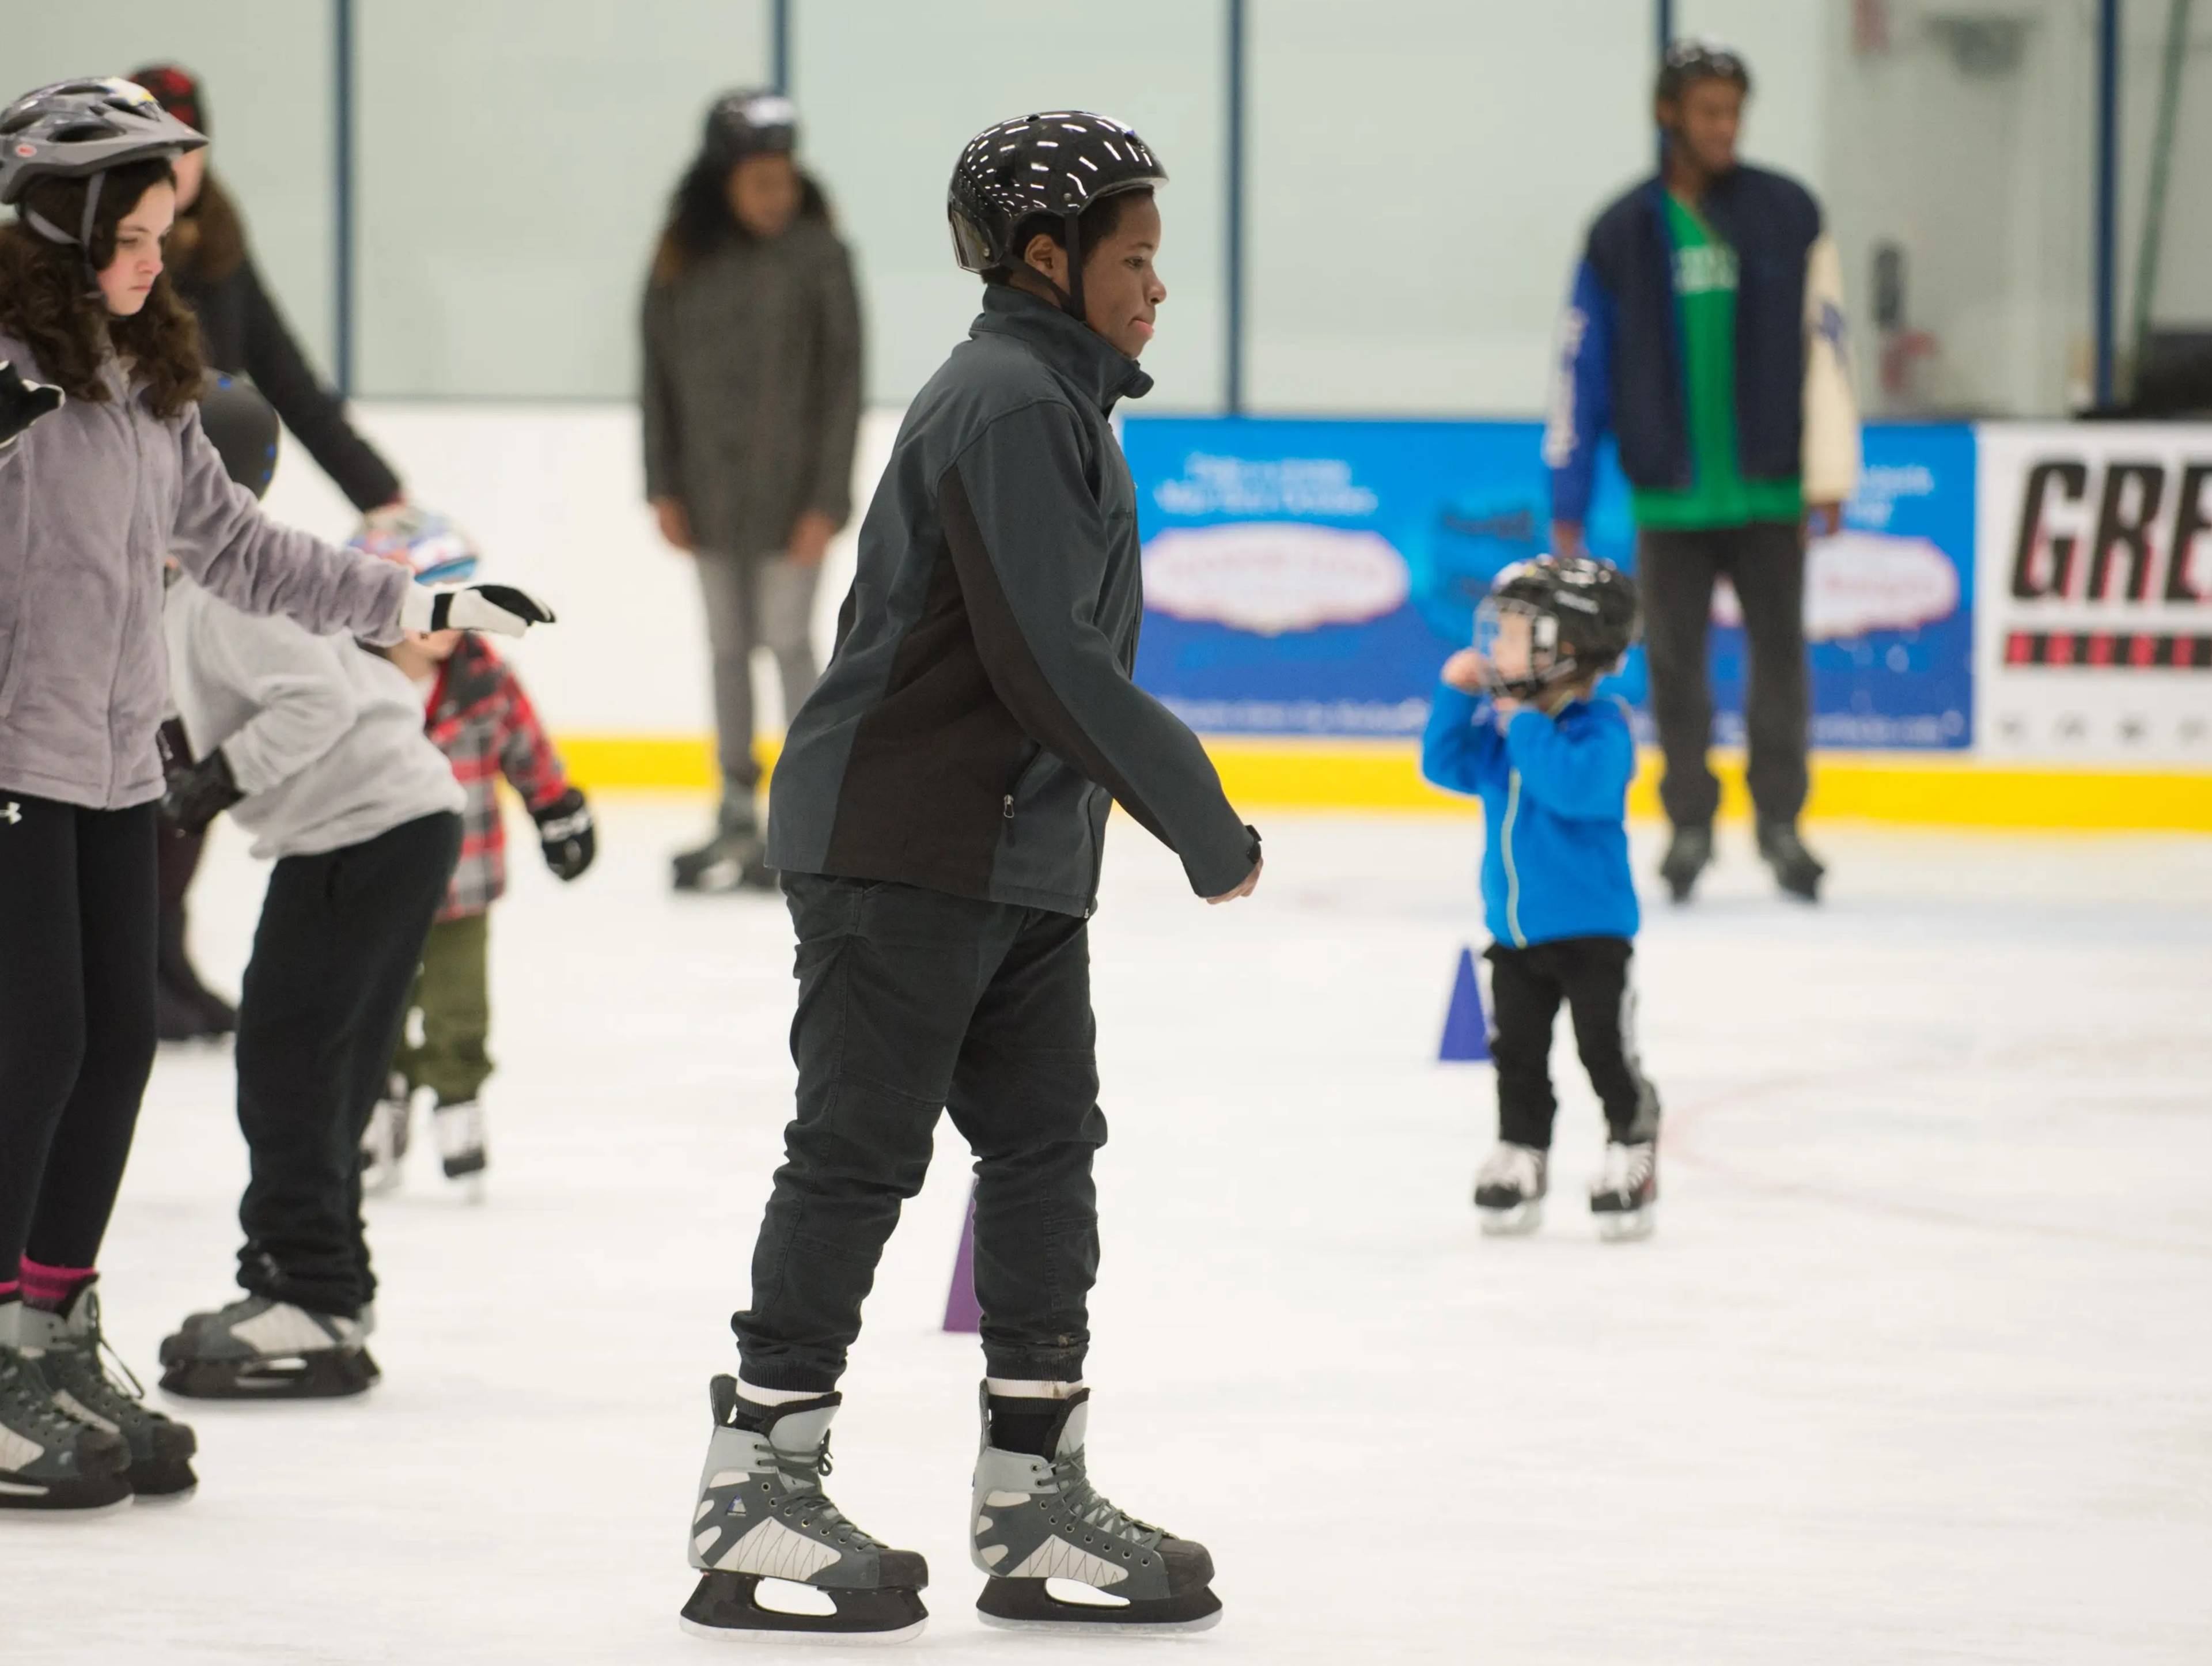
[164,576,461,860]
[0,329,412,811]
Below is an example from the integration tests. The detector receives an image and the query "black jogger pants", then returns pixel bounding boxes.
[233,812,460,1317]
[1486,936,1660,1150]
[0,792,158,1276]
[1637,520,1810,829]
[734,875,1108,1392]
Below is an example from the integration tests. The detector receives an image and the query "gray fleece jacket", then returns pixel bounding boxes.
[164,576,461,860]
[0,330,412,811]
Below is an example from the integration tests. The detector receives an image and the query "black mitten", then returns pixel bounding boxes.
[533,787,595,881]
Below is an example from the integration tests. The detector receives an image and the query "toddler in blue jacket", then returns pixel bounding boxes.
[1421,555,1661,1240]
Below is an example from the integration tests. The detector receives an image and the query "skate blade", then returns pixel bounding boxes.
[976,1577,1223,1633]
[158,1348,380,1400]
[1595,1206,1656,1243]
[680,1573,927,1644]
[1477,1199,1543,1236]
[0,1483,135,1517]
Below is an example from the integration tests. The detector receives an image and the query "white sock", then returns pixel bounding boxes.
[736,1379,821,1407]
[984,1377,1086,1400]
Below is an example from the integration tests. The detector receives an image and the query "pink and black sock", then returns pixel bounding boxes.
[19,1257,95,1313]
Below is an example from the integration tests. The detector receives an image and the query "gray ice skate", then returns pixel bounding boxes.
[0,1323,131,1513]
[1473,1141,1548,1235]
[158,1294,379,1400]
[970,1386,1222,1633]
[1591,1139,1658,1241]
[680,1376,929,1643]
[672,793,775,894]
[6,1281,196,1499]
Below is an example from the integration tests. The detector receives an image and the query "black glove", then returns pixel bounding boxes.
[160,748,245,836]
[0,359,65,447]
[533,787,594,881]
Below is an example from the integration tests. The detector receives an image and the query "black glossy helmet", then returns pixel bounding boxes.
[1656,38,1752,101]
[199,373,279,501]
[702,90,796,172]
[0,78,205,252]
[1475,555,1641,699]
[948,111,1165,315]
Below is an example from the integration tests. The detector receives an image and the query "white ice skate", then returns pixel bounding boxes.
[1473,1141,1547,1236]
[1590,1140,1657,1241]
[431,1099,487,1202]
[359,1076,418,1195]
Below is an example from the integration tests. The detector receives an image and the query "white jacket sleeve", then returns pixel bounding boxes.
[192,603,362,798]
[1801,232,1861,505]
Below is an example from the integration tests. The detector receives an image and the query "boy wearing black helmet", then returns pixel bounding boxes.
[1421,556,1662,1241]
[679,112,1253,1644]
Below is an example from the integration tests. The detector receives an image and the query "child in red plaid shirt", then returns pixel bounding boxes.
[355,513,594,1195]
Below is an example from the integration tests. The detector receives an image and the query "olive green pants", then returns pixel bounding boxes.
[388,912,491,1106]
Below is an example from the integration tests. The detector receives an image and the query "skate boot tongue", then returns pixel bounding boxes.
[1052,1396,1089,1458]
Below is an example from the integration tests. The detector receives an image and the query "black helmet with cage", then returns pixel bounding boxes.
[0,77,206,256]
[947,111,1166,320]
[1656,37,1752,103]
[1475,555,1642,701]
[198,373,279,501]
[702,89,796,173]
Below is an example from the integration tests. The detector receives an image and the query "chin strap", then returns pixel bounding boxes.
[22,169,108,291]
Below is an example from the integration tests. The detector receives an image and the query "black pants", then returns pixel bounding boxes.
[233,812,460,1316]
[0,793,158,1275]
[1638,520,1810,828]
[734,876,1108,1392]
[1487,937,1659,1150]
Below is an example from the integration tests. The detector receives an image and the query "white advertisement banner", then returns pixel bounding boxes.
[1976,423,2212,762]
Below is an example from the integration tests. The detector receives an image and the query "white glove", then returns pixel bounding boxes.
[399,582,556,638]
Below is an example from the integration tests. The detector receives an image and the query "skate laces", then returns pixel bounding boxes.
[1599,1142,1654,1192]
[0,1351,94,1445]
[1479,1144,1541,1191]
[772,1435,884,1550]
[1051,1449,1163,1548]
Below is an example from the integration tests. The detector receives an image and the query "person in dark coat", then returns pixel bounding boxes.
[642,91,863,893]
[130,65,412,1041]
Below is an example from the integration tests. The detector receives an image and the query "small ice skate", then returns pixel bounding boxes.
[970,1386,1222,1633]
[6,1281,196,1499]
[158,1295,380,1400]
[359,1074,415,1195]
[680,1376,929,1644]
[672,798,775,895]
[431,1099,487,1200]
[1473,1141,1548,1235]
[0,1318,132,1512]
[1757,819,1825,903]
[1590,1139,1658,1241]
[1659,823,1714,903]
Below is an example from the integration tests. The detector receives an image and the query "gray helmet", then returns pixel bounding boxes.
[0,77,206,252]
[702,90,796,173]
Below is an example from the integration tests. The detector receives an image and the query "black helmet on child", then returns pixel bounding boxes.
[1656,37,1752,101]
[948,111,1165,317]
[198,373,279,501]
[1476,555,1641,700]
[0,77,206,251]
[702,90,796,172]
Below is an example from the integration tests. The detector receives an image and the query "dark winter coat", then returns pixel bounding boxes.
[766,285,1259,917]
[639,211,863,558]
[171,178,403,513]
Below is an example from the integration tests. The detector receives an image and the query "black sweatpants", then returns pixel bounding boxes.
[0,792,158,1275]
[1486,937,1659,1150]
[1638,520,1810,828]
[233,812,460,1317]
[734,875,1108,1392]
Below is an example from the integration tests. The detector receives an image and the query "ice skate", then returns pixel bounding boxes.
[431,1099,487,1199]
[1658,823,1713,903]
[1590,1140,1658,1241]
[672,795,775,894]
[680,1375,929,1644]
[6,1282,196,1500]
[0,1324,131,1513]
[970,1386,1222,1633]
[1756,819,1824,903]
[158,1295,380,1400]
[359,1075,415,1195]
[1472,1141,1548,1235]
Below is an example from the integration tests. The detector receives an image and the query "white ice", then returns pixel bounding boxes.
[12,800,2211,1664]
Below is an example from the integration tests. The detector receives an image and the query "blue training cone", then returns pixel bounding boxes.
[942,1182,981,1333]
[1438,946,1491,1062]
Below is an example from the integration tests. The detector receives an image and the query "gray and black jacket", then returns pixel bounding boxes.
[766,286,1257,917]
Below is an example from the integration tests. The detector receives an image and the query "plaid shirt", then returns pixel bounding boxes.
[423,635,571,921]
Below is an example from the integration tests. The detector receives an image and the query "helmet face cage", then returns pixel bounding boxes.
[1475,555,1640,701]
[1475,596,1570,700]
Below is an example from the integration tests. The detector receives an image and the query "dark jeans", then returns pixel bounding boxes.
[1638,521,1809,828]
[0,793,158,1274]
[1487,937,1660,1150]
[234,812,460,1316]
[734,875,1108,1391]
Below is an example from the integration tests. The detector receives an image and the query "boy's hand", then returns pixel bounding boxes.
[534,788,596,881]
[653,496,693,552]
[1492,694,1525,720]
[1442,649,1490,694]
[788,510,836,567]
[1207,853,1263,906]
[160,749,244,836]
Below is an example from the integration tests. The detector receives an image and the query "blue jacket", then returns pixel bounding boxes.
[1421,686,1639,948]
[1546,166,1825,526]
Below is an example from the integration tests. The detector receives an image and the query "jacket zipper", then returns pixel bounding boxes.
[1001,747,1051,838]
[1502,769,1527,948]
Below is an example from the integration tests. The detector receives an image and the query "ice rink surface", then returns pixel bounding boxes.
[13,800,2210,1665]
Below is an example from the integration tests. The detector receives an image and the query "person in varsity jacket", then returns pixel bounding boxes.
[1546,39,1859,904]
[357,520,594,1198]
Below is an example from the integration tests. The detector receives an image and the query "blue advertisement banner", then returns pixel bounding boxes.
[1122,417,1976,749]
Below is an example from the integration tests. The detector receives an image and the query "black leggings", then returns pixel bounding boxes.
[0,792,159,1276]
